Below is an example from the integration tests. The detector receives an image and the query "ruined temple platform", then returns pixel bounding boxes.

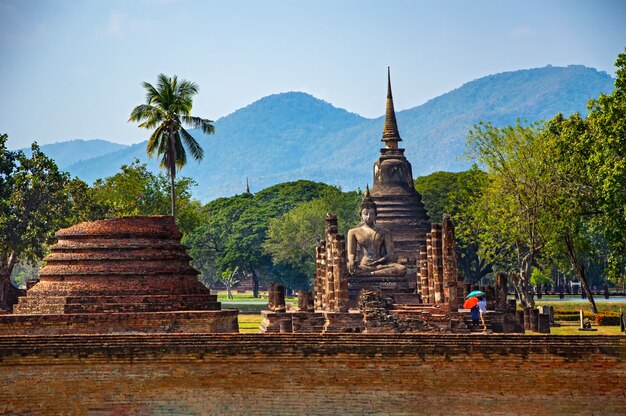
[0,216,238,334]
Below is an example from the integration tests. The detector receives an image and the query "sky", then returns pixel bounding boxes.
[1,0,625,149]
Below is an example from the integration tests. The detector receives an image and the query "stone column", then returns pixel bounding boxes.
[314,242,326,310]
[496,272,508,311]
[431,224,444,304]
[486,285,496,310]
[419,244,429,303]
[523,307,531,331]
[442,214,459,311]
[298,290,315,312]
[426,233,434,303]
[331,234,349,312]
[324,214,338,312]
[537,313,551,334]
[530,308,539,332]
[268,283,286,313]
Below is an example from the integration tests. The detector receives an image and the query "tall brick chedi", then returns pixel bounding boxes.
[6,216,238,334]
[370,68,430,289]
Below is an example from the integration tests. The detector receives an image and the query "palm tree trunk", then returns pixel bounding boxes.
[168,130,177,219]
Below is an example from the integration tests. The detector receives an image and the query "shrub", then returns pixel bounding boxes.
[595,313,622,326]
[554,310,593,321]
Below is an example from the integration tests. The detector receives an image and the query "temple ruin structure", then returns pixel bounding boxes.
[259,68,522,334]
[0,216,238,334]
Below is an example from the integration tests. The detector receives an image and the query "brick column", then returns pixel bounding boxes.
[431,224,444,304]
[314,242,326,311]
[417,244,428,303]
[331,235,349,312]
[324,214,338,312]
[496,272,508,311]
[268,283,286,312]
[426,233,434,303]
[442,214,459,311]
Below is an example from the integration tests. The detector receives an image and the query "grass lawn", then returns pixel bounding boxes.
[533,299,626,313]
[216,291,297,303]
[544,325,623,336]
[238,314,263,334]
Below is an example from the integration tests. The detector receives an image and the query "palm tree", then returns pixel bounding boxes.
[129,74,214,219]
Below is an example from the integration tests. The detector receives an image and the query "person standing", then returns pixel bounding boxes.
[470,303,480,330]
[478,296,487,332]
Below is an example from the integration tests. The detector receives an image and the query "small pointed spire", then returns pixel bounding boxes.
[365,184,370,197]
[382,67,402,149]
[245,177,250,194]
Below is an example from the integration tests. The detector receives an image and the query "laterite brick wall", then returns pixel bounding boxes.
[0,334,624,415]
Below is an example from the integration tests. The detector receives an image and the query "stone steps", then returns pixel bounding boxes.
[16,294,220,314]
[0,333,622,356]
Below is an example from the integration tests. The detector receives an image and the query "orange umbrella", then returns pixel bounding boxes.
[463,297,479,309]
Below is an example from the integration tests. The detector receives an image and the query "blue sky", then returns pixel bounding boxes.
[1,0,625,149]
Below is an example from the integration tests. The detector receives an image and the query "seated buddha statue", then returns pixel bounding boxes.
[346,188,407,277]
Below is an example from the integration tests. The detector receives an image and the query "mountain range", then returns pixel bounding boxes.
[30,65,615,202]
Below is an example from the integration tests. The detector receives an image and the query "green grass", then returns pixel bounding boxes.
[216,291,297,303]
[533,299,626,314]
[238,314,263,334]
[545,325,623,336]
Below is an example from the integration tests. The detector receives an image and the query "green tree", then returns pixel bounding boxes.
[184,180,333,297]
[583,49,626,281]
[466,120,553,308]
[415,169,494,284]
[414,171,462,221]
[92,160,203,235]
[264,187,361,289]
[220,266,240,300]
[129,74,214,219]
[0,135,88,311]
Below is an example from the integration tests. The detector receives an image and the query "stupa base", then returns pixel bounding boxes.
[0,309,239,335]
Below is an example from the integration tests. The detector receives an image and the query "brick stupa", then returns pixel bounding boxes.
[2,216,238,334]
[369,68,431,291]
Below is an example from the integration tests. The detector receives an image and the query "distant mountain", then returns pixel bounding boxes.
[63,65,614,202]
[21,139,128,169]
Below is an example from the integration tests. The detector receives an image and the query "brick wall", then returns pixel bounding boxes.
[0,334,624,415]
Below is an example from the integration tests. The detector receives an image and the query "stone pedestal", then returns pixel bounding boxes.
[259,310,292,333]
[348,275,409,308]
[322,312,366,333]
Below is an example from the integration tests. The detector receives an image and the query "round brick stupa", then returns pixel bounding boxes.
[6,216,238,334]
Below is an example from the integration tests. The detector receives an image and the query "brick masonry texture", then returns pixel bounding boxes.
[0,334,624,415]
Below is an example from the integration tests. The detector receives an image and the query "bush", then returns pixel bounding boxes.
[554,310,593,321]
[595,313,622,326]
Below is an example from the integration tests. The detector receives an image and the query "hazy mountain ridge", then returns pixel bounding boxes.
[59,65,614,202]
[20,139,128,169]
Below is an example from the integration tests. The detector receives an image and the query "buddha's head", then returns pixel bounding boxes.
[360,186,377,226]
[360,207,376,227]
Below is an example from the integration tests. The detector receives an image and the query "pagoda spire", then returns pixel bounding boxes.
[382,67,402,149]
[245,177,250,194]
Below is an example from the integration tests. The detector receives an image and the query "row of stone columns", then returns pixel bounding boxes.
[313,214,349,313]
[417,215,460,310]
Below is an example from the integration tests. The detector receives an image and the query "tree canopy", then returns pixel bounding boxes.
[0,135,92,311]
[183,180,334,296]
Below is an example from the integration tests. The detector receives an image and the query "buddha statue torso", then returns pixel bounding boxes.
[347,191,406,277]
